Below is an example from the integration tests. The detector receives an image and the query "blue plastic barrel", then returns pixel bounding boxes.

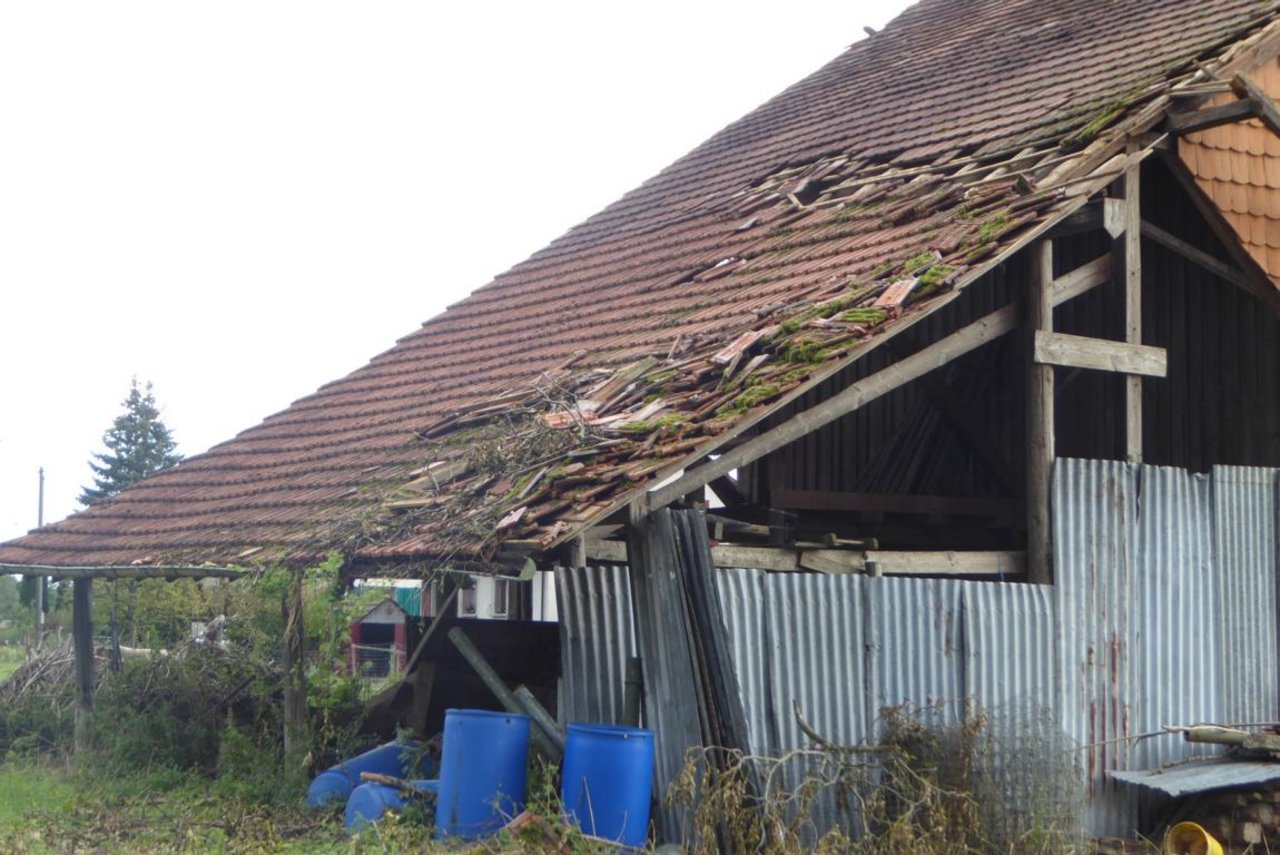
[307,740,431,808]
[434,709,530,840]
[344,779,439,832]
[561,724,654,847]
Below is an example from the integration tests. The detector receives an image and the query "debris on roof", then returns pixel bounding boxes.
[1,0,1277,573]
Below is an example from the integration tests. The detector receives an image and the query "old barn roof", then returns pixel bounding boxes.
[4,0,1279,572]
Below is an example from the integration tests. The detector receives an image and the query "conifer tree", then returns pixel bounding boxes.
[79,379,182,506]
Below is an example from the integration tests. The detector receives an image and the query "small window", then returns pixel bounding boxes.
[459,584,477,616]
[492,579,510,618]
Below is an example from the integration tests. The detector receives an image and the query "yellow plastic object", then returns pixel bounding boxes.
[1164,821,1224,855]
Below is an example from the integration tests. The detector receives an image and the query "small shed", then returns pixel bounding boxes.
[349,598,408,677]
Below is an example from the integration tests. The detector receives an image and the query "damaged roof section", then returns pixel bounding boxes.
[1,0,1278,573]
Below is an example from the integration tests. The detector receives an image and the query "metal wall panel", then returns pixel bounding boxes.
[716,569,773,757]
[868,577,965,728]
[561,460,1277,843]
[963,581,1058,717]
[556,565,635,726]
[1213,466,1280,725]
[1130,465,1217,773]
[1054,459,1279,836]
[1055,458,1137,836]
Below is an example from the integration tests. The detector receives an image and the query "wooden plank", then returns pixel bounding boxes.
[1,563,246,580]
[641,252,1113,514]
[1164,98,1260,135]
[1230,74,1280,137]
[586,538,803,572]
[1157,151,1280,316]
[867,550,1025,577]
[1033,331,1167,377]
[1026,240,1054,586]
[1140,219,1264,299]
[584,537,1022,578]
[797,549,865,574]
[1054,253,1114,303]
[73,578,94,753]
[1123,157,1144,463]
[772,488,1016,517]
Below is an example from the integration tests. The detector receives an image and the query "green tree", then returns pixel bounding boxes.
[0,575,20,620]
[79,378,182,506]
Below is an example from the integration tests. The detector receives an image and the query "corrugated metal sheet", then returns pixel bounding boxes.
[869,577,965,727]
[714,569,1061,842]
[963,581,1058,718]
[1055,459,1280,836]
[1055,458,1140,836]
[560,460,1276,843]
[1213,466,1279,726]
[1111,762,1280,803]
[556,565,635,726]
[1112,759,1280,798]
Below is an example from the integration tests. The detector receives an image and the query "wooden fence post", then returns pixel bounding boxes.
[1026,240,1056,585]
[281,571,307,777]
[73,578,94,753]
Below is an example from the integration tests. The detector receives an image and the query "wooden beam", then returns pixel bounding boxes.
[1048,197,1127,239]
[1123,156,1144,464]
[1140,219,1266,300]
[867,550,1025,577]
[771,488,1016,518]
[0,563,246,581]
[587,536,1024,578]
[73,578,94,753]
[1230,73,1280,137]
[1033,331,1167,377]
[1026,240,1054,586]
[1157,152,1280,316]
[1164,98,1260,135]
[641,253,1113,514]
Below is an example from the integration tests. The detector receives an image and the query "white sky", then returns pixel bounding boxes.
[0,1,908,544]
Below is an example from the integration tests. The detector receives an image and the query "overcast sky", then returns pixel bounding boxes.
[0,1,908,545]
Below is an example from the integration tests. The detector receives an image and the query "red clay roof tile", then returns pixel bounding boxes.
[2,0,1277,572]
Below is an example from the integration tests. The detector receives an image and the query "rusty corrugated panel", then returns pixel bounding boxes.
[1053,460,1280,836]
[556,565,636,727]
[715,570,1063,842]
[1055,457,1141,837]
[1129,465,1218,775]
[1213,466,1280,725]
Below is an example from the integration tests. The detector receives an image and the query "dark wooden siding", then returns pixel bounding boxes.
[744,159,1280,505]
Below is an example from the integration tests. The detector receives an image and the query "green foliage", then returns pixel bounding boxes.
[839,307,888,325]
[785,338,825,364]
[79,378,182,506]
[902,251,937,274]
[975,212,1012,244]
[95,578,214,648]
[89,645,279,779]
[717,384,782,417]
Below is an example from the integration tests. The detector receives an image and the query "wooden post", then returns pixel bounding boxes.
[281,571,307,777]
[1026,240,1055,585]
[1123,157,1143,463]
[72,578,94,752]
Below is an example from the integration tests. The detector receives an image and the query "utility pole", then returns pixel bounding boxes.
[34,467,44,649]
